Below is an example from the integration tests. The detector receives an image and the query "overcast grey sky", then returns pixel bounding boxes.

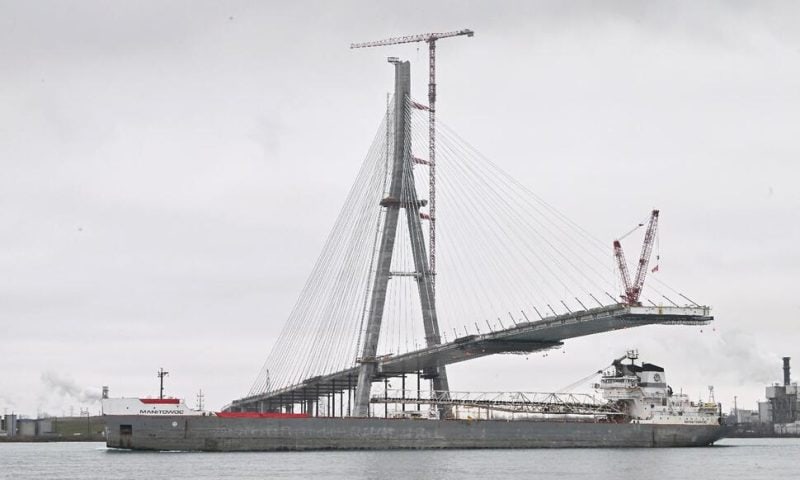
[1,0,798,415]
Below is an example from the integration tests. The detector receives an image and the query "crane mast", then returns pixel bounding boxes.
[613,209,660,305]
[351,29,474,291]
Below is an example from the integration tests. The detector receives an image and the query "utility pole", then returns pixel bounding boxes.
[351,29,474,291]
[157,368,169,399]
[79,407,90,436]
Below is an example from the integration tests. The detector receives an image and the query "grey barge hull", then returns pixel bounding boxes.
[104,416,724,451]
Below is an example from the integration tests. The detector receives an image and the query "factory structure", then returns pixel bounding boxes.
[1,415,53,438]
[729,357,799,436]
[0,413,106,442]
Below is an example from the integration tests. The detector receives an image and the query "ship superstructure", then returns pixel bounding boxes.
[596,351,720,425]
[101,397,206,417]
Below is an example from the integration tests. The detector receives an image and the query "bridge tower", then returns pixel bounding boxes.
[352,59,450,417]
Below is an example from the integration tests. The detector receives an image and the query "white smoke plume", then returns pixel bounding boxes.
[698,329,780,385]
[719,330,781,384]
[40,371,102,404]
[0,395,15,410]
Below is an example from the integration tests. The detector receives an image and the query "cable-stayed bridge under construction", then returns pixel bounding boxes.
[226,59,712,417]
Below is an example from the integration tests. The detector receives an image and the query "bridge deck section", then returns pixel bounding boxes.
[227,304,711,412]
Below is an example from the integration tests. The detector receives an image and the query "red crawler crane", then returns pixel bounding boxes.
[613,209,660,305]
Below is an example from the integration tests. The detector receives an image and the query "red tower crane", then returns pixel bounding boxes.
[351,29,474,289]
[613,209,660,305]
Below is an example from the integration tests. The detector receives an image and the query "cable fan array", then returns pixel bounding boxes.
[248,102,395,395]
[248,97,689,397]
[404,104,616,342]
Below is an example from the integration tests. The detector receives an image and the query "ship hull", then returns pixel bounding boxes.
[104,416,724,451]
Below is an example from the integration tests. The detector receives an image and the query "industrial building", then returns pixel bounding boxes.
[0,414,105,441]
[730,357,800,436]
[760,357,799,433]
[0,414,52,438]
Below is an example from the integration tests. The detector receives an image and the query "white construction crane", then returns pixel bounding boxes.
[351,29,474,289]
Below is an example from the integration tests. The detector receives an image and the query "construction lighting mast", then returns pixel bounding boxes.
[613,209,660,305]
[351,29,474,290]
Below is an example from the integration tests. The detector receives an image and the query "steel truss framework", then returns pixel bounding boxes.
[371,390,626,417]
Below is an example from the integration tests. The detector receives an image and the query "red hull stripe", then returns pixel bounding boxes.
[215,412,310,419]
[139,398,181,404]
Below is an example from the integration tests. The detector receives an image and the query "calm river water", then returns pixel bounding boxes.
[0,438,796,479]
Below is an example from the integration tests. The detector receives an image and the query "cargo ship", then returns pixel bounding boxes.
[102,352,724,450]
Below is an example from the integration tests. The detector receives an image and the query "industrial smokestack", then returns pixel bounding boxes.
[783,357,791,386]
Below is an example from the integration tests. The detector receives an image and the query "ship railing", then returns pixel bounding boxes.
[370,390,626,417]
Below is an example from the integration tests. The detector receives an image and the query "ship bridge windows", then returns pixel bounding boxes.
[641,363,664,372]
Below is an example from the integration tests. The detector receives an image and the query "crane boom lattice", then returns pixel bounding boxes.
[613,209,660,305]
[349,29,474,50]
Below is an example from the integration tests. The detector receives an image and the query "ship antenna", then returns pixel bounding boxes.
[157,368,169,399]
[626,349,639,365]
[196,389,205,411]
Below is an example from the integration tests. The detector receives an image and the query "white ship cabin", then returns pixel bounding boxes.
[101,397,206,416]
[596,352,719,425]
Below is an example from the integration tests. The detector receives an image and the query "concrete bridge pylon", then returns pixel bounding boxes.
[352,59,450,417]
